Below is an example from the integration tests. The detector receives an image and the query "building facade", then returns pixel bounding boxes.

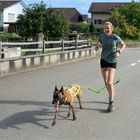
[88,2,128,32]
[0,0,26,32]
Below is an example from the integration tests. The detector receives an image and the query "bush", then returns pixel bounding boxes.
[69,23,90,33]
[0,32,22,41]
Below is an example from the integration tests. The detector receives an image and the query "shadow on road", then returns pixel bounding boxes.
[0,100,59,129]
[0,108,51,129]
[0,100,109,129]
[75,101,110,113]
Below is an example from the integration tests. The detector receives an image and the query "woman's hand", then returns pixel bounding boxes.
[95,42,100,51]
[115,51,121,58]
[115,41,125,58]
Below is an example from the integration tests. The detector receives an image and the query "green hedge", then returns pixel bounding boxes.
[0,32,22,42]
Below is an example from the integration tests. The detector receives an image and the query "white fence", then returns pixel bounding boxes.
[0,39,90,60]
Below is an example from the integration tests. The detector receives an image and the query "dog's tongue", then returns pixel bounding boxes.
[55,101,60,111]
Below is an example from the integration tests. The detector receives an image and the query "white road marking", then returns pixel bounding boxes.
[137,60,140,63]
[130,63,137,66]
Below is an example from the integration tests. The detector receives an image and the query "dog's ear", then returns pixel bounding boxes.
[55,85,58,91]
[60,86,64,93]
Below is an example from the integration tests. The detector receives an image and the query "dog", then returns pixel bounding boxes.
[51,84,83,126]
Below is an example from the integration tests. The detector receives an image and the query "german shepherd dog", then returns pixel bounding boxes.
[51,84,83,126]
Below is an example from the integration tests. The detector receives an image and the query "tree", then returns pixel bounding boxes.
[17,2,47,38]
[109,9,127,36]
[69,23,90,33]
[89,22,95,34]
[45,9,68,38]
[17,2,68,38]
[109,2,140,39]
[117,2,140,29]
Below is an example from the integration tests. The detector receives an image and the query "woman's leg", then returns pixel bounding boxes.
[107,68,116,102]
[101,67,116,111]
[101,68,116,100]
[101,68,109,93]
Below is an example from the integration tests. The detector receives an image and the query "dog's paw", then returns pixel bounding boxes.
[51,121,56,126]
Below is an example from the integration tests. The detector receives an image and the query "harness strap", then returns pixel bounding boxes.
[62,84,80,104]
[65,84,80,97]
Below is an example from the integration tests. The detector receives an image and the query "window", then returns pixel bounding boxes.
[94,19,103,25]
[15,25,19,32]
[8,13,15,22]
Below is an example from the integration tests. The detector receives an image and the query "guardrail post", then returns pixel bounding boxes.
[62,39,64,51]
[37,33,44,49]
[75,38,78,49]
[42,39,45,54]
[0,41,2,61]
[87,39,90,47]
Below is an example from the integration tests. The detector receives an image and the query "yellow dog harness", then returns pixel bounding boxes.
[62,84,80,104]
[65,84,80,97]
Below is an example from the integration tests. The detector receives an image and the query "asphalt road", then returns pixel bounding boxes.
[0,48,140,140]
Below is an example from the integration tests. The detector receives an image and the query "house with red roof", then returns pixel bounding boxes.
[49,8,88,23]
[88,2,128,32]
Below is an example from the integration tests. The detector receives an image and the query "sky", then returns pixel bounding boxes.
[23,0,137,15]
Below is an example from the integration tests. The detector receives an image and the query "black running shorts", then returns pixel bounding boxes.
[100,59,117,69]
